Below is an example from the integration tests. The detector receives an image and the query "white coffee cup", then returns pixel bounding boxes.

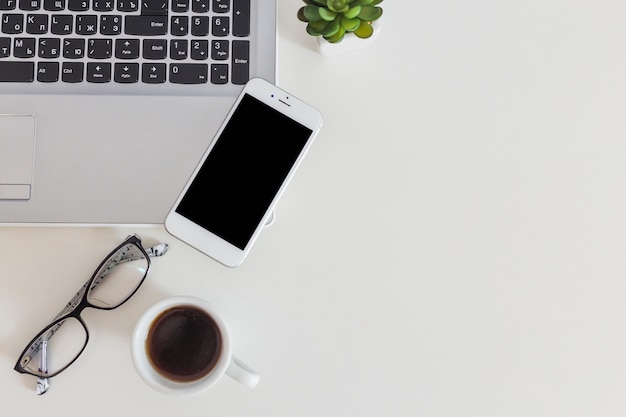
[131,296,259,395]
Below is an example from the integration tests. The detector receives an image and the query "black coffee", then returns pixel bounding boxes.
[146,305,222,382]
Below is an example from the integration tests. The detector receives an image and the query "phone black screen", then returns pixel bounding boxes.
[176,94,313,250]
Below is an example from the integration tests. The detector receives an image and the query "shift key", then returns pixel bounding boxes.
[125,15,168,36]
[0,62,35,82]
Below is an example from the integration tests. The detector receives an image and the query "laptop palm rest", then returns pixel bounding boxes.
[0,114,35,200]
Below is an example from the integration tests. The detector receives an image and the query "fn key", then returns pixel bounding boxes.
[0,62,35,82]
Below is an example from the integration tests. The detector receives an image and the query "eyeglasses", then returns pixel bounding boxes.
[14,234,168,394]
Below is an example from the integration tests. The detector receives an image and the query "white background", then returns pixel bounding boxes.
[2,1,626,415]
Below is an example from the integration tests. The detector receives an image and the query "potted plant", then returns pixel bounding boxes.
[297,0,384,55]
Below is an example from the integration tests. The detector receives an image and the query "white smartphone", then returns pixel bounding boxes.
[165,78,323,267]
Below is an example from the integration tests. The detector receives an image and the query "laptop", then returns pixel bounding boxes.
[0,0,276,224]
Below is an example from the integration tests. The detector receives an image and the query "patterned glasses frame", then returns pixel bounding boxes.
[13,234,168,395]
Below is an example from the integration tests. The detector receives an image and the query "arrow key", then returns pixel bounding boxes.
[86,62,111,83]
[141,62,165,83]
[114,62,139,83]
[115,38,139,59]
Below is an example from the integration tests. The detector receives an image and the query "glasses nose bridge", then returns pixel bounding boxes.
[60,296,92,326]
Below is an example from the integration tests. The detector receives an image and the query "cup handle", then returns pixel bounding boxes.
[226,356,260,388]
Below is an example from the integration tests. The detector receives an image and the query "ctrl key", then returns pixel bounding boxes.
[0,62,35,82]
[61,62,84,83]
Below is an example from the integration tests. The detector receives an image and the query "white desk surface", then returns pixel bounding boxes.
[2,1,626,416]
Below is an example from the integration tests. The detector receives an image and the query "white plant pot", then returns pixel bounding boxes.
[315,21,382,56]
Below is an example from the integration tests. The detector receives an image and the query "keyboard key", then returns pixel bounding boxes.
[100,14,121,35]
[25,13,48,34]
[142,38,166,59]
[63,38,84,58]
[61,61,82,82]
[232,0,249,36]
[2,14,24,34]
[125,15,167,35]
[211,16,228,36]
[171,0,187,12]
[142,62,165,83]
[231,39,247,84]
[38,37,60,57]
[92,0,112,11]
[19,0,40,11]
[212,0,228,13]
[0,37,10,56]
[140,0,166,15]
[169,38,186,59]
[170,15,187,36]
[50,13,71,34]
[210,63,226,84]
[86,61,111,82]
[114,62,138,83]
[37,61,58,81]
[211,39,227,60]
[115,38,139,58]
[116,0,137,12]
[43,0,64,10]
[13,37,35,57]
[0,61,34,81]
[76,14,97,34]
[0,0,17,9]
[190,39,207,60]
[67,0,88,11]
[169,63,207,84]
[190,0,207,13]
[191,15,208,36]
[87,38,112,58]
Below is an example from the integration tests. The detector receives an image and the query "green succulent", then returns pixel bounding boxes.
[297,0,383,44]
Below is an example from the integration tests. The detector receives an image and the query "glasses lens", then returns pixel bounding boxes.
[87,242,149,309]
[19,317,87,377]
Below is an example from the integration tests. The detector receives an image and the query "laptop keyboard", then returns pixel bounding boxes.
[0,0,253,94]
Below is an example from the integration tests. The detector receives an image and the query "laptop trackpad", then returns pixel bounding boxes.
[0,115,35,200]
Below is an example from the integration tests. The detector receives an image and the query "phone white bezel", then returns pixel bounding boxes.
[165,78,323,267]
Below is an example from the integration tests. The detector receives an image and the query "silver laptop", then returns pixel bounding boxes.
[0,0,276,224]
